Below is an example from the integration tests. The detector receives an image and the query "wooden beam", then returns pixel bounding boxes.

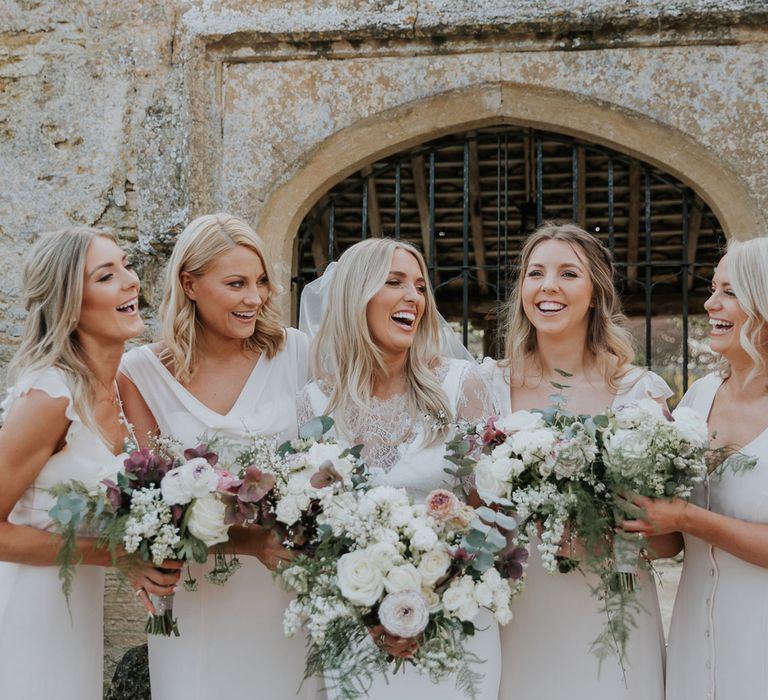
[310,204,329,271]
[468,140,488,292]
[687,195,703,290]
[627,164,641,281]
[577,145,587,228]
[410,155,431,255]
[361,166,382,238]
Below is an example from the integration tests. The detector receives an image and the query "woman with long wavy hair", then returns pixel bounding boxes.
[118,213,313,699]
[299,237,500,699]
[624,236,768,699]
[0,228,179,700]
[482,222,671,700]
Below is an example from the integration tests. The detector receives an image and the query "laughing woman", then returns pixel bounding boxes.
[299,237,500,699]
[0,228,179,700]
[623,237,768,700]
[118,214,313,700]
[480,223,670,700]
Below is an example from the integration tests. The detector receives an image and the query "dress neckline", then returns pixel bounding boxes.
[140,345,265,419]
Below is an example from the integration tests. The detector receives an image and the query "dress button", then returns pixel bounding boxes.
[705,660,712,669]
[710,568,715,575]
[705,629,711,638]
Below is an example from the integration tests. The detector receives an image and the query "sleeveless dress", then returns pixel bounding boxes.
[120,328,315,700]
[666,373,768,700]
[480,360,671,700]
[299,358,501,700]
[0,368,126,700]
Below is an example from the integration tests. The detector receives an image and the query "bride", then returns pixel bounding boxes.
[299,237,500,699]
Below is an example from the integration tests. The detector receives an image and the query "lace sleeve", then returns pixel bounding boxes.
[296,385,315,430]
[455,362,494,425]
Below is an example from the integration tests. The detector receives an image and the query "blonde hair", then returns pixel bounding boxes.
[311,238,452,445]
[721,236,768,385]
[501,222,635,390]
[159,214,285,383]
[7,227,116,433]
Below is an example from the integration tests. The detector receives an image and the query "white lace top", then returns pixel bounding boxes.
[298,359,492,500]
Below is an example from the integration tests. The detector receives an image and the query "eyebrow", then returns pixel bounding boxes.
[527,262,585,270]
[388,270,426,283]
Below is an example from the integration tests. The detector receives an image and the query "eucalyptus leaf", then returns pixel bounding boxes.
[470,549,495,571]
[550,382,569,390]
[495,512,517,530]
[299,416,334,440]
[554,368,574,377]
[462,529,487,549]
[592,414,610,429]
[474,506,497,523]
[484,527,508,552]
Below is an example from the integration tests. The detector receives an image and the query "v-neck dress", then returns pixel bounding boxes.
[666,373,768,700]
[0,368,127,700]
[480,359,671,700]
[120,328,313,700]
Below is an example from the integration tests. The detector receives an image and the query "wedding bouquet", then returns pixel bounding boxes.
[217,416,367,550]
[601,398,709,589]
[280,484,523,699]
[49,443,233,636]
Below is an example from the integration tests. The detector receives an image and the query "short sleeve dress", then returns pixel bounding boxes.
[120,328,315,700]
[666,372,768,700]
[0,368,126,700]
[481,360,671,700]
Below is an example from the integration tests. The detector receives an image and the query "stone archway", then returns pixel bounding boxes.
[256,81,761,313]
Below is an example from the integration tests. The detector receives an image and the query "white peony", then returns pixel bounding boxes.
[378,590,430,638]
[495,605,513,625]
[337,550,385,606]
[384,563,422,593]
[179,458,220,498]
[304,441,344,468]
[615,398,665,426]
[186,494,229,547]
[509,428,557,465]
[671,406,709,447]
[497,410,545,434]
[417,549,452,585]
[475,454,519,499]
[160,468,192,505]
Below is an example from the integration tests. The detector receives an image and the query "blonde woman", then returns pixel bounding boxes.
[118,214,312,699]
[299,237,500,699]
[0,228,179,700]
[624,237,768,699]
[480,223,671,700]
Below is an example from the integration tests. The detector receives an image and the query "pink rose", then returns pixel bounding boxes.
[481,416,506,446]
[425,489,461,521]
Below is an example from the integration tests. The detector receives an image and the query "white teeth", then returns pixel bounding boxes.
[232,311,255,319]
[392,311,416,322]
[117,298,137,312]
[709,318,733,329]
[537,302,565,312]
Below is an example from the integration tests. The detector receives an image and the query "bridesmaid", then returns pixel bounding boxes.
[118,213,313,699]
[623,237,768,699]
[480,222,672,699]
[0,228,179,700]
[299,237,500,699]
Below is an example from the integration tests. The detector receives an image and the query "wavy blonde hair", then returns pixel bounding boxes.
[159,213,284,383]
[720,237,768,385]
[501,222,635,390]
[7,227,116,433]
[311,238,452,445]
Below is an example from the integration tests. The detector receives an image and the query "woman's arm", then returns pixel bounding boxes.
[117,371,159,449]
[0,390,179,603]
[623,495,768,568]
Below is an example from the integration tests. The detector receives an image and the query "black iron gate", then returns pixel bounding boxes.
[294,126,726,398]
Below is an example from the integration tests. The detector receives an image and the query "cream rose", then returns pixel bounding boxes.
[417,549,452,586]
[497,410,544,433]
[337,550,385,606]
[186,494,229,547]
[442,577,479,621]
[384,563,422,593]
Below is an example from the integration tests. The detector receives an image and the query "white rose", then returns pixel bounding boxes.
[421,586,442,612]
[615,398,664,426]
[473,580,494,607]
[671,406,709,447]
[497,410,544,434]
[411,526,439,552]
[390,505,416,528]
[384,563,422,593]
[160,468,192,505]
[495,605,513,625]
[286,472,312,496]
[305,441,344,468]
[606,428,650,462]
[337,550,385,606]
[368,542,401,572]
[186,494,229,547]
[491,443,514,460]
[442,577,479,621]
[474,455,512,499]
[276,495,302,526]
[510,428,556,465]
[417,549,452,585]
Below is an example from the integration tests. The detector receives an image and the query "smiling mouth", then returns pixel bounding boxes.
[116,298,138,314]
[709,318,734,335]
[232,310,256,321]
[535,301,566,314]
[391,311,416,330]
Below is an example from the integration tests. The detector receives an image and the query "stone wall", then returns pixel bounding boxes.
[2,2,767,689]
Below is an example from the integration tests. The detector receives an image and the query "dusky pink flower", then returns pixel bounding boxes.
[500,545,529,580]
[238,467,276,503]
[183,443,218,466]
[101,478,123,510]
[481,416,506,446]
[310,464,343,489]
[425,489,461,521]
